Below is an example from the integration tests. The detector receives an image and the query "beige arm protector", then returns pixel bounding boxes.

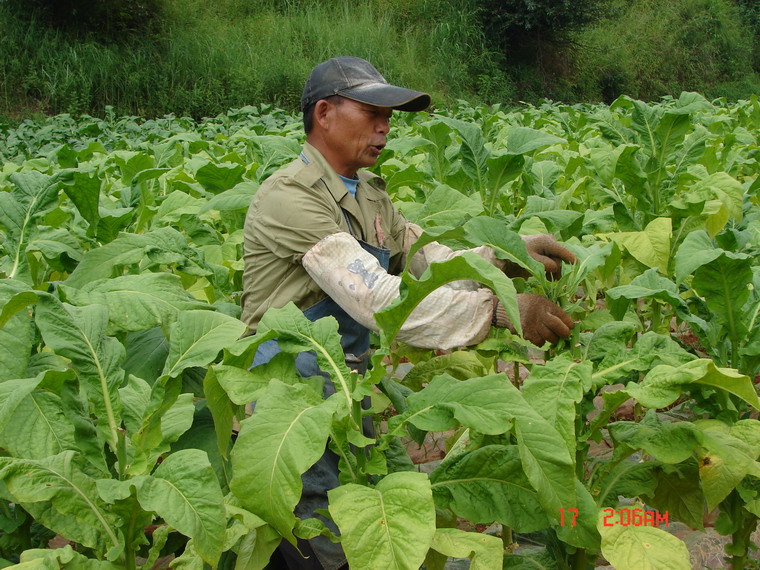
[403,222,506,290]
[302,232,494,350]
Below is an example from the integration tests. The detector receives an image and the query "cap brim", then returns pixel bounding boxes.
[339,82,431,112]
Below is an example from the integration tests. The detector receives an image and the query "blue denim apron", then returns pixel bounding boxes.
[250,215,390,570]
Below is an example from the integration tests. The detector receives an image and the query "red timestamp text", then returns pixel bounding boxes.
[558,508,669,527]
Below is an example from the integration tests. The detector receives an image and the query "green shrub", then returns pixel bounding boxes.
[0,0,514,118]
[575,0,756,102]
[4,0,164,38]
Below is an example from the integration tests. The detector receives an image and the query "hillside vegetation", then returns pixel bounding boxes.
[0,0,758,120]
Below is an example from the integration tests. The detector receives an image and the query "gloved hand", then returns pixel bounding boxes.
[492,294,574,346]
[504,234,576,280]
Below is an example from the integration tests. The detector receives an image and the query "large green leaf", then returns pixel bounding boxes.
[202,366,238,461]
[65,227,209,288]
[430,445,550,532]
[64,233,148,288]
[0,280,38,383]
[592,461,660,509]
[590,330,695,388]
[162,310,247,378]
[414,185,483,227]
[0,388,78,460]
[137,449,226,565]
[194,160,246,194]
[257,303,353,411]
[691,251,753,341]
[605,217,671,273]
[35,295,124,450]
[555,479,600,550]
[402,351,489,391]
[389,374,514,436]
[462,216,545,279]
[506,126,565,155]
[598,512,690,570]
[61,273,211,334]
[672,172,744,236]
[642,463,705,530]
[230,380,337,540]
[500,380,578,516]
[609,412,701,464]
[0,171,62,281]
[673,229,724,283]
[0,451,121,555]
[606,268,686,320]
[61,169,102,229]
[438,117,489,194]
[375,252,520,345]
[428,528,502,570]
[13,544,120,569]
[695,421,758,510]
[0,375,45,433]
[522,355,590,459]
[624,359,759,410]
[328,471,435,570]
[199,180,259,212]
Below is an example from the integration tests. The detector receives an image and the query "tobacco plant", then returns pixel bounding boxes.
[1,95,759,568]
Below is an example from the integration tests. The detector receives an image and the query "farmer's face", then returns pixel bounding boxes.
[321,97,392,178]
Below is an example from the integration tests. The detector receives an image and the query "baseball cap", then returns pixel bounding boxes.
[301,56,431,113]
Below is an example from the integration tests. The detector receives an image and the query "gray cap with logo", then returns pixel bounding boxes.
[301,56,431,113]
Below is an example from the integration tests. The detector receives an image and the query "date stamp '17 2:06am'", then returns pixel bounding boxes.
[559,508,670,527]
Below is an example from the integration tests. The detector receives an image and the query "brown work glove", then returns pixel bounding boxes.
[492,294,574,346]
[505,234,576,280]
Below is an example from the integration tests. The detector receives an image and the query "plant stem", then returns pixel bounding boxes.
[571,548,588,570]
[728,511,758,570]
[650,301,662,333]
[352,399,368,485]
[123,501,140,570]
[501,525,513,553]
[117,428,128,480]
[571,325,581,360]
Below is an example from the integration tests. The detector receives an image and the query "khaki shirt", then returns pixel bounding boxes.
[241,142,408,332]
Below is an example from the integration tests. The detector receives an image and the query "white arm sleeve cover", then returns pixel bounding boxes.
[403,222,507,290]
[302,232,494,350]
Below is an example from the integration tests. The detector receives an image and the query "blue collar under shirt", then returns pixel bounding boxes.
[338,174,359,197]
[300,151,359,197]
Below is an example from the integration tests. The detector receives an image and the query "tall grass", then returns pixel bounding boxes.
[1,0,758,120]
[0,0,509,118]
[573,0,759,102]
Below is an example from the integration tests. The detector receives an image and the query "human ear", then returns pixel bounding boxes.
[314,99,333,129]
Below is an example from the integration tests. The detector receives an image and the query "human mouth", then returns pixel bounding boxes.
[369,144,385,156]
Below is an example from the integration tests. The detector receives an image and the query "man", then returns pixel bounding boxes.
[241,56,575,569]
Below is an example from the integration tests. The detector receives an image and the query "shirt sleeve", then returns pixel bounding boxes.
[402,222,507,290]
[302,232,494,350]
[251,176,344,264]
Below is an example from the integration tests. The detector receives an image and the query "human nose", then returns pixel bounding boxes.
[376,115,390,134]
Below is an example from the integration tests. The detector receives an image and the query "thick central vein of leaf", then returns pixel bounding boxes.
[31,395,67,453]
[269,406,313,514]
[388,405,437,437]
[330,429,357,482]
[310,339,352,412]
[41,462,119,547]
[431,477,536,494]
[167,322,226,378]
[81,330,119,450]
[156,478,212,540]
[592,358,638,381]
[377,493,399,569]
[8,201,35,280]
[718,268,738,342]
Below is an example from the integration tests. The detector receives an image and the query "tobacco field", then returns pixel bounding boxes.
[0,92,759,569]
